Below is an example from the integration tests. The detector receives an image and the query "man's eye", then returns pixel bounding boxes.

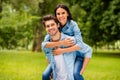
[62,12,65,14]
[46,25,49,28]
[51,23,54,26]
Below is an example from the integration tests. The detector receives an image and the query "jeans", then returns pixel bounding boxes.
[42,56,84,80]
[42,64,52,80]
[74,56,84,80]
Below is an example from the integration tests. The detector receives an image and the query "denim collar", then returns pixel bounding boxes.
[49,32,65,42]
[62,20,70,31]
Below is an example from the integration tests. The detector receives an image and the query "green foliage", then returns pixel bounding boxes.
[69,0,120,47]
[0,0,120,49]
[100,0,120,42]
[0,3,40,49]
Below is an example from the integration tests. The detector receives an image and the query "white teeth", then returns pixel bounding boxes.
[49,29,54,32]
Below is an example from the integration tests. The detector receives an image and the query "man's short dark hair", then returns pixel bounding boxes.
[42,14,59,27]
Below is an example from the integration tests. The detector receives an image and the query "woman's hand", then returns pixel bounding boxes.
[61,38,75,47]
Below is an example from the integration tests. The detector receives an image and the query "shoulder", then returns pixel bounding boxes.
[44,34,51,41]
[61,33,75,40]
[69,20,77,26]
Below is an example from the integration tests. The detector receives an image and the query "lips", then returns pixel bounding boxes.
[59,17,65,21]
[58,18,64,23]
[48,28,55,33]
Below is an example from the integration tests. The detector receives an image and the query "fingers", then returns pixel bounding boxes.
[52,50,56,55]
[66,38,74,42]
[68,41,75,46]
[80,70,84,75]
[52,48,62,56]
[65,38,75,46]
[52,50,59,56]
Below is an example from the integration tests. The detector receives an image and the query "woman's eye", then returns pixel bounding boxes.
[57,13,60,15]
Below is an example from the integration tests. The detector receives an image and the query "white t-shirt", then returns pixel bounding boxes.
[54,54,68,80]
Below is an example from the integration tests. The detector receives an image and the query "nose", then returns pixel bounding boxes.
[49,26,53,29]
[59,13,63,17]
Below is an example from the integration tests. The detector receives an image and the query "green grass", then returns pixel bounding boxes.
[84,51,120,80]
[0,50,120,80]
[0,50,47,80]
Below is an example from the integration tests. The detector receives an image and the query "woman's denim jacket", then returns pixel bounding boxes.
[42,33,76,80]
[61,20,92,58]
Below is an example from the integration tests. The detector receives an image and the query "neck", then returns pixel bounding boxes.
[51,31,61,42]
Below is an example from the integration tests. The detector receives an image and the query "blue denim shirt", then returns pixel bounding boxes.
[61,20,92,58]
[42,33,76,80]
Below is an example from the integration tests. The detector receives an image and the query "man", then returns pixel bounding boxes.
[41,14,76,80]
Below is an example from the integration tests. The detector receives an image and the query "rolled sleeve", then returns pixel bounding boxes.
[78,43,92,58]
[42,42,49,49]
[84,46,92,58]
[41,34,50,49]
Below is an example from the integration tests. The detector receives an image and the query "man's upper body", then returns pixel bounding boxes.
[43,33,76,80]
[42,15,76,80]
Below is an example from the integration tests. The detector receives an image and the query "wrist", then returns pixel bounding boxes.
[62,48,67,53]
[60,41,64,46]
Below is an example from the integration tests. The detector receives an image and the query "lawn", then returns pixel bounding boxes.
[0,50,120,80]
[0,50,47,80]
[84,50,120,80]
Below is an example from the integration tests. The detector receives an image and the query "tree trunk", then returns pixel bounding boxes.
[36,26,43,52]
[32,25,43,52]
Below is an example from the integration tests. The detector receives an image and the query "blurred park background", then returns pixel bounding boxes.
[0,0,120,80]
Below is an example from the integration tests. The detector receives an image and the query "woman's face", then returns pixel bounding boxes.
[56,8,68,26]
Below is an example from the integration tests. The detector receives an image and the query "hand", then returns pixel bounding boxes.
[61,38,74,47]
[52,48,64,55]
[80,69,84,75]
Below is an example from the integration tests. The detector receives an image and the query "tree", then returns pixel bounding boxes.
[0,0,120,50]
[0,1,40,50]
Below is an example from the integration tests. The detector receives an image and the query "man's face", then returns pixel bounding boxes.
[45,20,59,36]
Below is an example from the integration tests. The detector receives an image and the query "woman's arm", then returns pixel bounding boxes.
[45,41,62,48]
[42,34,60,48]
[72,21,84,50]
[52,45,80,55]
[43,37,75,48]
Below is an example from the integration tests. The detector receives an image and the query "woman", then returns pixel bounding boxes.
[42,4,92,80]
